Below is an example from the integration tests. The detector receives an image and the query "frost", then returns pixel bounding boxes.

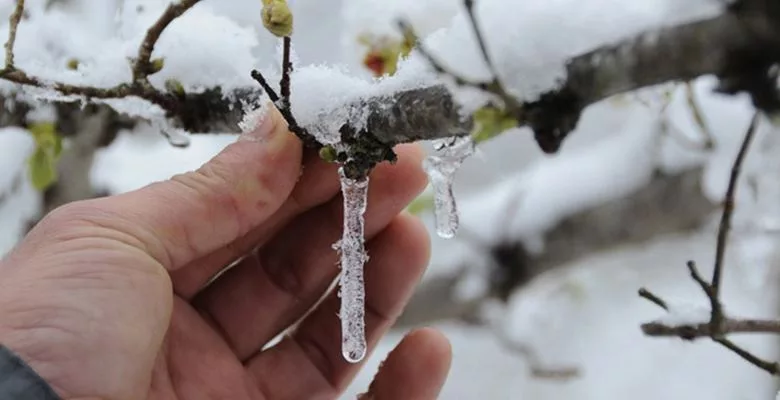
[238,102,271,134]
[336,167,370,363]
[423,136,475,238]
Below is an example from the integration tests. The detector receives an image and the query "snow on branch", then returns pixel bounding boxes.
[2,4,780,157]
[638,112,780,376]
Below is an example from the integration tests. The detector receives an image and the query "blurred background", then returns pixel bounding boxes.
[1,0,779,398]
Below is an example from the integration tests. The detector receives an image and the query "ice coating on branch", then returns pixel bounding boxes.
[423,136,475,238]
[336,167,370,363]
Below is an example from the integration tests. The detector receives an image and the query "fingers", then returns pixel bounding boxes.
[359,328,452,400]
[244,214,432,398]
[170,148,341,298]
[192,144,427,359]
[67,106,303,270]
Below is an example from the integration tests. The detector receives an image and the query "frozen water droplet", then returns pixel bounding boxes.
[337,167,369,364]
[423,136,475,238]
[343,346,366,364]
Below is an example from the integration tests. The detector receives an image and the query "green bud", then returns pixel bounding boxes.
[164,79,185,97]
[66,58,79,70]
[149,57,165,75]
[318,145,338,163]
[262,0,293,37]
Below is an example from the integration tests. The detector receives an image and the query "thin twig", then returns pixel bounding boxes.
[686,261,714,298]
[710,111,759,322]
[713,337,780,375]
[462,0,499,84]
[397,14,521,115]
[250,70,280,102]
[0,68,174,111]
[684,82,716,149]
[638,288,669,310]
[4,0,25,70]
[250,67,315,148]
[133,0,202,83]
[0,0,201,116]
[280,36,293,108]
[638,112,775,375]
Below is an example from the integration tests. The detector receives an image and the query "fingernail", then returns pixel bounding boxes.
[240,103,278,142]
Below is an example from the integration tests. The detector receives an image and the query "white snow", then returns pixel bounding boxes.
[655,301,712,326]
[336,167,370,363]
[2,0,780,399]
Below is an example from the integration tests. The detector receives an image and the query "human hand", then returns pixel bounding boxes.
[0,105,451,399]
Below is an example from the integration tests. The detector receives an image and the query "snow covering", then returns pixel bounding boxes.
[1,0,779,398]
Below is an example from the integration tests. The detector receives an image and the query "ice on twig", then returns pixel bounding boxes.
[423,136,475,238]
[336,167,370,363]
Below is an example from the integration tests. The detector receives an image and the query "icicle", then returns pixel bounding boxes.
[336,167,370,363]
[423,136,475,238]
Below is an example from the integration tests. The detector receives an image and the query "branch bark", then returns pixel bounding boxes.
[3,10,780,152]
[642,318,780,338]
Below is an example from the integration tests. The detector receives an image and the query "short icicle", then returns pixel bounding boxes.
[423,136,475,238]
[336,166,370,363]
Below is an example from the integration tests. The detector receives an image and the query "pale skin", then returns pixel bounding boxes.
[0,106,452,400]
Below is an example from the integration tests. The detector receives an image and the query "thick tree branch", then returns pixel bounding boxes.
[2,10,779,152]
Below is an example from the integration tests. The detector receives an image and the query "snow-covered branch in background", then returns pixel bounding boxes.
[639,112,780,376]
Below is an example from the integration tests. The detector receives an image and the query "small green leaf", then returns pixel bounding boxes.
[26,122,63,191]
[28,147,58,191]
[471,106,518,144]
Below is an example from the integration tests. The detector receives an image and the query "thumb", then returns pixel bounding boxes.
[91,105,302,270]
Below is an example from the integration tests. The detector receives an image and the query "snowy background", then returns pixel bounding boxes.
[1,0,780,398]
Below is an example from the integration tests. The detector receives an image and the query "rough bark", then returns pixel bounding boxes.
[2,10,779,152]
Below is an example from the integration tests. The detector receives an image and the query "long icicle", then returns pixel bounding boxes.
[337,166,370,363]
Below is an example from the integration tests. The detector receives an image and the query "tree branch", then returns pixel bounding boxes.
[2,8,779,155]
[0,0,206,124]
[4,0,25,70]
[133,0,202,84]
[642,318,780,338]
[636,112,780,376]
